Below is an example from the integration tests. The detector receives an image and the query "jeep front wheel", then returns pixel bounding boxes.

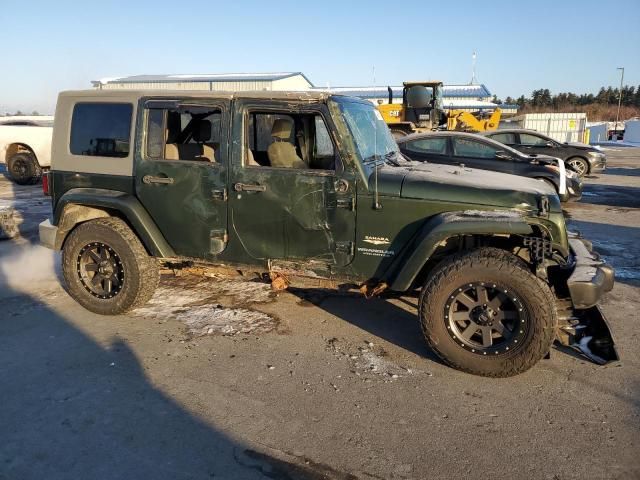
[418,248,556,377]
[62,218,159,315]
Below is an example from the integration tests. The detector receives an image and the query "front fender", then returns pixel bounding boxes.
[53,188,175,257]
[387,210,533,291]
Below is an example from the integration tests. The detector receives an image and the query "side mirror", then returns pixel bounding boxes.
[496,150,511,159]
[545,141,555,147]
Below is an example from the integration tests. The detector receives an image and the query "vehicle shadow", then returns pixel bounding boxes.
[579,184,640,209]
[566,219,640,287]
[0,255,346,479]
[602,167,640,177]
[290,287,443,365]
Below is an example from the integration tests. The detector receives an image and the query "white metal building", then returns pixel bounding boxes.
[92,72,314,92]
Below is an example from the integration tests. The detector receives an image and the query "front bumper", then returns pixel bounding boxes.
[588,156,607,173]
[567,237,614,309]
[556,236,618,364]
[560,177,583,202]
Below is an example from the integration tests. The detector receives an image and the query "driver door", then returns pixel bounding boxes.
[227,100,357,269]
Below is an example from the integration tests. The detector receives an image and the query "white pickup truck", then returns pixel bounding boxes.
[0,116,53,184]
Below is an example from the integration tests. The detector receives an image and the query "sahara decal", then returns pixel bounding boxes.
[362,235,391,246]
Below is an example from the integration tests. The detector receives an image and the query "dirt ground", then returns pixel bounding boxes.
[1,149,639,480]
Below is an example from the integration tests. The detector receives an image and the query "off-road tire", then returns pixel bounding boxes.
[418,248,557,377]
[7,152,42,185]
[62,218,159,315]
[567,157,589,177]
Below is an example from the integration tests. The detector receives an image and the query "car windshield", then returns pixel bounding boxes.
[331,98,400,173]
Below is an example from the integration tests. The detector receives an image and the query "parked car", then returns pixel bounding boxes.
[0,116,53,184]
[481,129,606,177]
[396,131,582,202]
[39,89,616,377]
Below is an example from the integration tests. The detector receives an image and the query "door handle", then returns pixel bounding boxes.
[143,175,174,185]
[234,183,266,192]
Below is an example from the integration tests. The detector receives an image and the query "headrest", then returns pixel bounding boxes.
[271,118,293,140]
[193,120,212,142]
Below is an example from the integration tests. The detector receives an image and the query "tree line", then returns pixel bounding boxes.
[491,86,640,121]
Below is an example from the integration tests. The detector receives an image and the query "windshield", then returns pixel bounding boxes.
[331,98,399,172]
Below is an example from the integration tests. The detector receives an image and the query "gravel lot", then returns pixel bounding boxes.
[0,149,639,480]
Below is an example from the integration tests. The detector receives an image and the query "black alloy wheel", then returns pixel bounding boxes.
[77,242,125,299]
[445,282,527,355]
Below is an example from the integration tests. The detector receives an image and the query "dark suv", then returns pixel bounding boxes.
[482,129,606,177]
[38,89,616,377]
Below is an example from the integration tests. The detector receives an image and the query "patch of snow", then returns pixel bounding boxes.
[132,276,277,336]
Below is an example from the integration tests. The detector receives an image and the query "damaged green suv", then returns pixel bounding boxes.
[39,89,617,377]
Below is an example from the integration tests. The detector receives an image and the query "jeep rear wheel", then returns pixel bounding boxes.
[418,248,557,377]
[7,152,42,185]
[62,218,159,315]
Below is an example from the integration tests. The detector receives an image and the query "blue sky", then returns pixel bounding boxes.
[1,0,638,113]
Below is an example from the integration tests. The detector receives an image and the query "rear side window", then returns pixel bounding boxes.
[70,103,133,157]
[404,137,447,155]
[489,132,516,145]
[452,138,499,158]
[519,133,547,146]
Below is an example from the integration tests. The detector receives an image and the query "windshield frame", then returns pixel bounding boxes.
[328,96,399,177]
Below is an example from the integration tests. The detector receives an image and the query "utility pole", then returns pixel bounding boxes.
[615,67,624,135]
[470,51,477,85]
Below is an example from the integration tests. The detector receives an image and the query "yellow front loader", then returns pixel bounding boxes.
[377,81,501,137]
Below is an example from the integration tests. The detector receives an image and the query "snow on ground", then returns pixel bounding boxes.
[132,275,278,336]
[325,337,419,380]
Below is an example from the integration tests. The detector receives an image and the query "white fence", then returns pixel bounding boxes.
[505,113,587,143]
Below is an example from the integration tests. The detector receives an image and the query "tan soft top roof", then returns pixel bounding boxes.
[58,89,339,101]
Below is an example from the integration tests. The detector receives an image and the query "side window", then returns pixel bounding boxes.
[489,132,516,145]
[145,106,222,162]
[70,103,133,157]
[404,137,447,155]
[519,133,547,146]
[452,138,499,158]
[245,111,335,170]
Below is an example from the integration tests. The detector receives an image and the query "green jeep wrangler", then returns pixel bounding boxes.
[39,89,617,377]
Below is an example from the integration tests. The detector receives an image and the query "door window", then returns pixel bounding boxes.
[452,138,499,158]
[145,106,222,162]
[519,133,548,146]
[245,111,336,170]
[403,137,447,155]
[489,132,517,145]
[70,103,133,157]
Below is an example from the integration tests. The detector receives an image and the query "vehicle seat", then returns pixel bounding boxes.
[267,119,305,168]
[165,120,215,162]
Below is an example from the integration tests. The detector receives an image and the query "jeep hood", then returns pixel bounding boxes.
[371,163,553,208]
